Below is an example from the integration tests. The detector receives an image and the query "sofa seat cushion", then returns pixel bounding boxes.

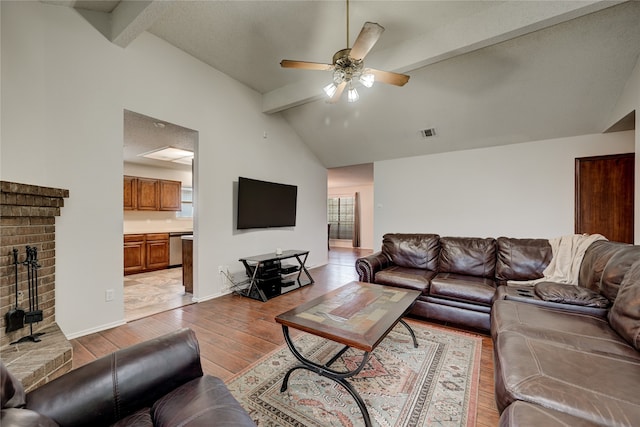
[534,282,610,308]
[493,330,640,425]
[430,273,495,306]
[1,408,59,427]
[491,300,640,360]
[499,401,601,427]
[152,375,255,427]
[374,266,434,293]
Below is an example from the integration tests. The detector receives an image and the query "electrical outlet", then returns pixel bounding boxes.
[105,289,114,302]
[17,290,24,302]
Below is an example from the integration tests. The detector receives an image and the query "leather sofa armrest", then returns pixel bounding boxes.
[26,328,204,427]
[356,251,391,282]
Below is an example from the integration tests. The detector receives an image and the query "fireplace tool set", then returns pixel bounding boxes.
[6,246,45,344]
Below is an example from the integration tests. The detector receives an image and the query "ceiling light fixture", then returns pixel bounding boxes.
[347,84,359,103]
[140,146,193,164]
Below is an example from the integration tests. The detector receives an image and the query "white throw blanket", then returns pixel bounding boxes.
[508,233,607,286]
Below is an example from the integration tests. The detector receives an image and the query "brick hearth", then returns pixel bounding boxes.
[1,181,72,391]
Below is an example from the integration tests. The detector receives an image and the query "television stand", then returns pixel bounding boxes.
[238,250,314,301]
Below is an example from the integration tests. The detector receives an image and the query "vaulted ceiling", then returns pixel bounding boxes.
[51,1,640,168]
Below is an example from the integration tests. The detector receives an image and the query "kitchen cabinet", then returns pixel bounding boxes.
[137,178,160,210]
[124,233,169,275]
[123,176,137,210]
[123,176,182,211]
[159,180,182,211]
[124,234,145,274]
[182,236,193,293]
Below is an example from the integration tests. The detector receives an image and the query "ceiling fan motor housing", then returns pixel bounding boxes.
[332,48,364,84]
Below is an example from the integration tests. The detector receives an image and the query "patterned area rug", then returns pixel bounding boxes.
[227,321,481,426]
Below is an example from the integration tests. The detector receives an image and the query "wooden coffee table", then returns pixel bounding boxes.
[275,281,421,426]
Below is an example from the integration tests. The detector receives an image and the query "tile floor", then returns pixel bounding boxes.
[124,267,193,322]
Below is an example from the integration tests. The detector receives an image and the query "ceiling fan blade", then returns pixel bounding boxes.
[280,60,333,71]
[349,22,384,61]
[328,82,347,103]
[368,68,410,86]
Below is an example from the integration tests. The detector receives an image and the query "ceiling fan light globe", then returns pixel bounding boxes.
[360,73,375,88]
[333,69,346,84]
[323,83,338,98]
[347,87,359,103]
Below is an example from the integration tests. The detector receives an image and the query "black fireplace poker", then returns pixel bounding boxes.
[9,245,45,344]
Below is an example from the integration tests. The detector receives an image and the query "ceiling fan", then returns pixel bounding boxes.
[280,0,410,103]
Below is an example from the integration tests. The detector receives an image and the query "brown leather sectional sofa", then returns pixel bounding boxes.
[356,233,553,331]
[1,328,256,427]
[356,233,640,426]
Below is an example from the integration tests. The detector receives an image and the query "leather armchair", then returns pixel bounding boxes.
[1,328,256,427]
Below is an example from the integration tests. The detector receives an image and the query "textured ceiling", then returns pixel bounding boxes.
[63,0,640,175]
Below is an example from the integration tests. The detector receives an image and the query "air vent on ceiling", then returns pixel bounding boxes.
[419,128,436,139]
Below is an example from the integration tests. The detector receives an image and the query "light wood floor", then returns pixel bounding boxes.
[72,248,500,426]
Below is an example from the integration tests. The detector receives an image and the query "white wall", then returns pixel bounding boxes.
[1,2,327,338]
[328,184,374,250]
[374,131,635,245]
[608,54,640,243]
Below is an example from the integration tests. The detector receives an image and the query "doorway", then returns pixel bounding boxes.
[327,164,374,250]
[123,110,198,321]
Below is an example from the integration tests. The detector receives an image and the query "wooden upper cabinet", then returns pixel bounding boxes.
[123,176,137,210]
[159,180,182,211]
[136,178,160,210]
[123,176,182,211]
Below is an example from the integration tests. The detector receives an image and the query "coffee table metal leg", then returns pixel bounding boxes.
[399,319,419,348]
[280,326,373,426]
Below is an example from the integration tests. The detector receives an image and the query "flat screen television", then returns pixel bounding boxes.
[237,177,297,229]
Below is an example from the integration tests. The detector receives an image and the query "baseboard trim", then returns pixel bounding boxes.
[65,319,127,340]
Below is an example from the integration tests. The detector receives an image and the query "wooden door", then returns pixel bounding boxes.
[137,178,159,210]
[123,176,137,210]
[575,153,634,243]
[159,180,182,211]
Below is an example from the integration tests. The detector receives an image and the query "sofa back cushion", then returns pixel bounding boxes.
[579,240,629,293]
[609,260,640,350]
[495,237,552,282]
[382,233,440,270]
[439,237,496,278]
[600,245,640,302]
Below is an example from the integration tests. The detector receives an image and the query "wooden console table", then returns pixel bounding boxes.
[239,250,313,301]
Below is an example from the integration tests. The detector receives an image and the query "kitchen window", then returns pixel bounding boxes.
[176,187,193,218]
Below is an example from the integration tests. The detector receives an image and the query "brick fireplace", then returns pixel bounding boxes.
[1,181,73,391]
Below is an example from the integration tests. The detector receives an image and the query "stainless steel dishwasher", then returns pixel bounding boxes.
[169,234,184,267]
